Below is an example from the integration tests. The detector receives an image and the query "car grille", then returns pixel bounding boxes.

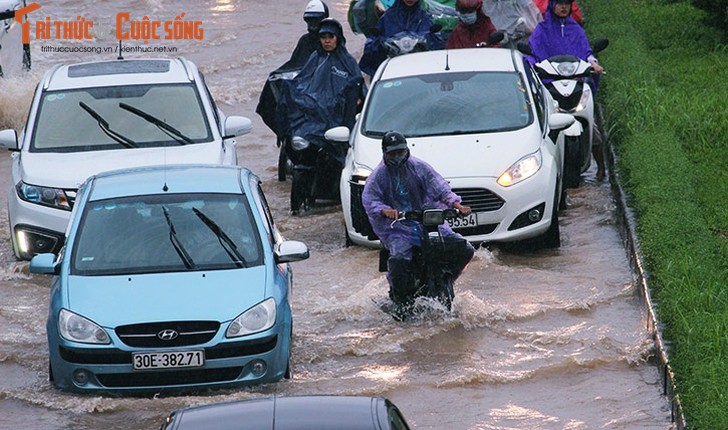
[116,321,221,348]
[58,335,278,365]
[97,367,244,388]
[453,188,505,212]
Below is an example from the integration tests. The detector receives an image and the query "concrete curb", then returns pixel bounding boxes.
[604,124,687,429]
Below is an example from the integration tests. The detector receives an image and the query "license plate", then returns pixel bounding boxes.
[132,350,205,370]
[447,213,478,229]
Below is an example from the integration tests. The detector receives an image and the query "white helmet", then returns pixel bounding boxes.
[303,0,329,21]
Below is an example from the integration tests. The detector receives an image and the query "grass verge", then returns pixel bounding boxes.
[581,0,728,427]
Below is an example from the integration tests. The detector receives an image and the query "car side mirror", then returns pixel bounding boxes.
[223,116,253,139]
[324,126,350,143]
[29,253,60,275]
[549,113,576,132]
[274,240,309,263]
[0,129,19,151]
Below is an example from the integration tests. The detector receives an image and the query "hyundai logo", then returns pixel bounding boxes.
[157,329,179,341]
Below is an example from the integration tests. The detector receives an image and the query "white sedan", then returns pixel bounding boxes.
[334,48,574,248]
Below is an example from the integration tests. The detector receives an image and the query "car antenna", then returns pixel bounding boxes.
[117,40,124,60]
[445,51,450,71]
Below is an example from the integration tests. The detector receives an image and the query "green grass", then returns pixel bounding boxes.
[581,0,728,427]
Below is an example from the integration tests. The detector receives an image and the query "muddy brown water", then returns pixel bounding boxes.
[0,1,674,429]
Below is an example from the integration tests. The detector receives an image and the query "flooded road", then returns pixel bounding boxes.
[0,1,674,429]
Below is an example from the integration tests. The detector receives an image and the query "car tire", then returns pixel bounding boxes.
[284,330,293,380]
[48,359,54,383]
[540,191,561,248]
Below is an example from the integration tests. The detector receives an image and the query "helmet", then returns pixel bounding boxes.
[303,0,329,21]
[455,0,482,13]
[381,131,408,153]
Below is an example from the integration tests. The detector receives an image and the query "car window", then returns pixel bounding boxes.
[524,60,546,134]
[31,83,212,152]
[362,71,532,138]
[71,193,263,275]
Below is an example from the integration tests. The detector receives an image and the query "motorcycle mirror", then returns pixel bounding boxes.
[592,38,609,54]
[487,30,505,46]
[516,41,532,56]
[429,23,442,33]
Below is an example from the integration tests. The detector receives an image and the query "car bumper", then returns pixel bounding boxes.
[7,188,70,259]
[48,327,291,394]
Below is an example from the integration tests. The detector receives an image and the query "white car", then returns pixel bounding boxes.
[0,57,252,259]
[335,48,574,248]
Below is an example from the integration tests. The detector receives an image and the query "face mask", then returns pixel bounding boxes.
[459,12,477,25]
[385,151,409,167]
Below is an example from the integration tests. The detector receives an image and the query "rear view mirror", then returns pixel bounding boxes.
[223,116,253,138]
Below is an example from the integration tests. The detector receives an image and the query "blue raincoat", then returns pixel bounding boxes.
[359,0,436,76]
[362,155,463,257]
[527,0,593,64]
[278,21,364,163]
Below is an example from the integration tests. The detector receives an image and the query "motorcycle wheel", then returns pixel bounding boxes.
[563,135,584,189]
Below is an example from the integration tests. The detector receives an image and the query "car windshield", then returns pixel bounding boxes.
[31,83,212,152]
[362,71,532,138]
[71,193,263,275]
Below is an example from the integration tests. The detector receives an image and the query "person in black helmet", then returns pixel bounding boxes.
[362,131,475,318]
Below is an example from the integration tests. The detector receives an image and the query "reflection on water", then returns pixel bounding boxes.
[0,1,674,429]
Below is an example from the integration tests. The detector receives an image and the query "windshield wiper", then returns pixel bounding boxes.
[192,208,248,268]
[162,206,196,270]
[119,102,193,145]
[79,102,138,148]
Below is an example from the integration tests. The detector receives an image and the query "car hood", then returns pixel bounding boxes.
[354,127,543,178]
[65,266,268,326]
[20,143,224,189]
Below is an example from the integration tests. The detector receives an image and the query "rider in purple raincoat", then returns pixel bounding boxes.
[362,131,474,315]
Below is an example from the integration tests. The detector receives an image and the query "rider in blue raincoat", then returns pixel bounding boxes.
[279,18,365,213]
[362,131,474,314]
[359,0,440,77]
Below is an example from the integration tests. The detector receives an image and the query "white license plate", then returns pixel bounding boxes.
[447,213,478,229]
[132,350,205,370]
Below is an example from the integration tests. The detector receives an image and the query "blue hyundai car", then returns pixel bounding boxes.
[30,164,309,394]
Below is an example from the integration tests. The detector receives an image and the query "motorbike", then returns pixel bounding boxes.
[523,39,609,188]
[381,24,444,58]
[286,132,346,214]
[378,208,469,320]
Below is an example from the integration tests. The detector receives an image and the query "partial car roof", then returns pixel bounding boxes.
[377,48,522,80]
[43,58,197,91]
[168,396,390,430]
[85,164,249,201]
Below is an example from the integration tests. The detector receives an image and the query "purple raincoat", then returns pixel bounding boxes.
[362,155,463,254]
[527,1,593,64]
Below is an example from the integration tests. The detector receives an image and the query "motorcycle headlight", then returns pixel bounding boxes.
[226,298,277,338]
[16,181,71,210]
[574,85,592,113]
[291,136,310,151]
[556,61,577,76]
[497,150,542,187]
[59,309,110,344]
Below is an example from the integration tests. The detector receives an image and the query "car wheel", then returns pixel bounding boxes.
[540,191,561,248]
[563,135,583,189]
[48,359,54,383]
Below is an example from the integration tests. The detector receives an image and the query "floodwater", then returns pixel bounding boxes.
[0,1,674,429]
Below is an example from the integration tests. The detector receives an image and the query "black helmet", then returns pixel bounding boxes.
[381,131,408,153]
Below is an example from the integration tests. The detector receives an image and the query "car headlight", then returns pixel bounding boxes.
[226,298,277,338]
[350,163,372,185]
[58,309,110,344]
[497,150,542,187]
[16,181,71,210]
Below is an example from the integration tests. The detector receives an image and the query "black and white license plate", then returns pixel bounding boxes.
[447,213,478,229]
[132,350,204,370]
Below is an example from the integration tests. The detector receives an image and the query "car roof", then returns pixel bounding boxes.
[43,58,196,91]
[377,48,522,80]
[85,164,250,201]
[170,396,389,430]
